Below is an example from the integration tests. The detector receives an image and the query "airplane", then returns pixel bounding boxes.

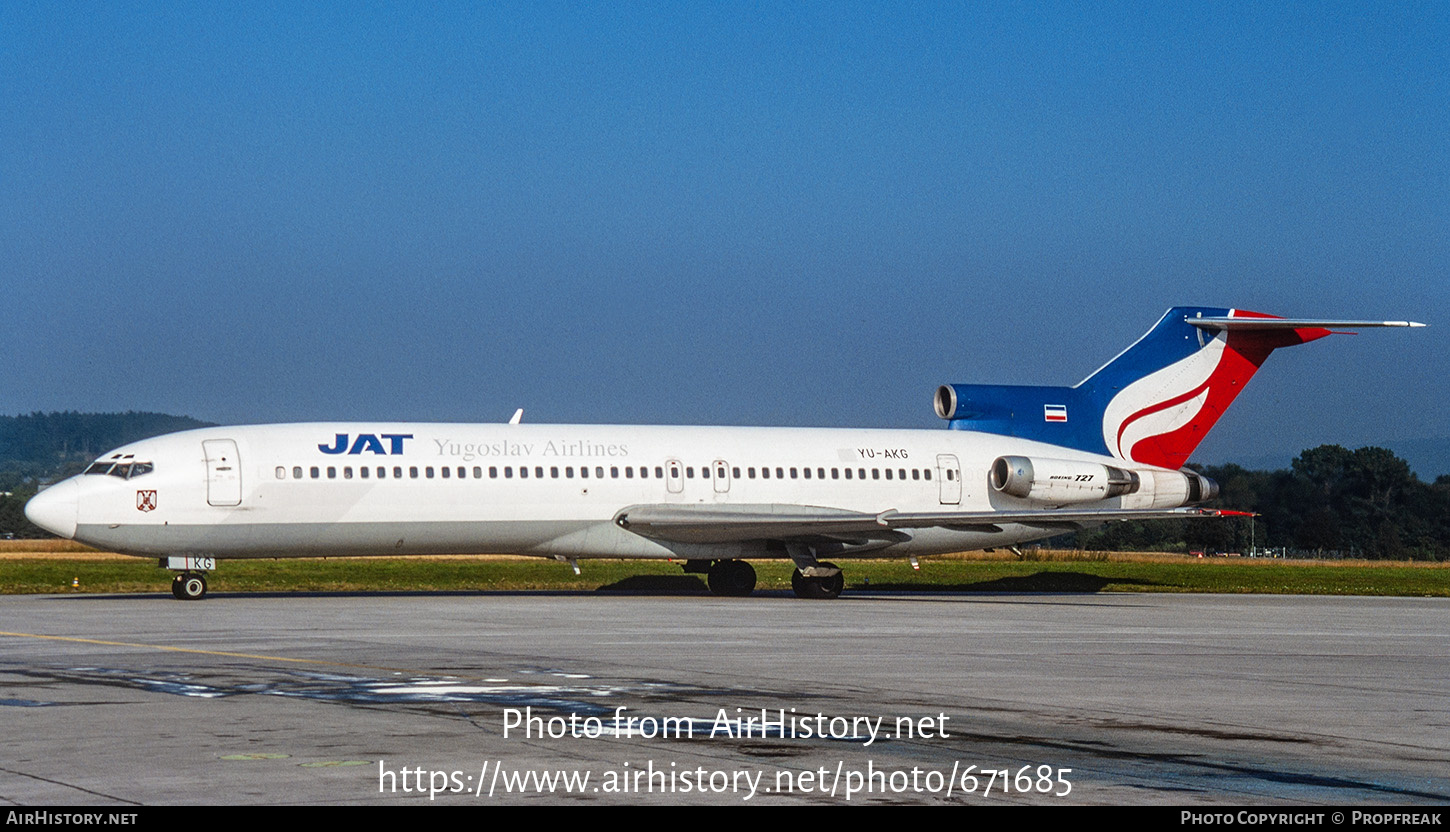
[24,306,1422,600]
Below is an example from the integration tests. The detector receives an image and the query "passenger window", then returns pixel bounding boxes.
[686,467,694,478]
[327,467,337,479]
[441,467,450,478]
[276,466,286,479]
[378,466,386,478]
[566,467,575,478]
[858,468,866,479]
[293,466,303,479]
[803,467,811,479]
[924,470,931,480]
[535,467,543,478]
[426,467,434,478]
[474,467,482,478]
[899,468,906,480]
[580,466,589,478]
[520,467,528,479]
[611,467,619,478]
[410,466,419,478]
[458,467,466,478]
[655,466,663,478]
[748,467,756,478]
[625,467,633,478]
[311,467,320,479]
[844,468,852,480]
[762,467,770,479]
[884,469,892,480]
[831,468,839,479]
[551,466,559,478]
[732,467,740,479]
[790,467,798,479]
[912,469,920,480]
[345,467,354,479]
[490,466,499,478]
[872,469,879,480]
[360,467,369,479]
[817,467,825,479]
[775,467,783,479]
[394,466,403,478]
[596,467,604,478]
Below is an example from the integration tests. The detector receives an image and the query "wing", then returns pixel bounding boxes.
[612,503,1244,545]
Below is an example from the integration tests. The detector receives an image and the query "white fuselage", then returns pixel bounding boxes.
[31,422,1193,562]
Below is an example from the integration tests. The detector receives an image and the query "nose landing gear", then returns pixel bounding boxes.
[171,572,208,600]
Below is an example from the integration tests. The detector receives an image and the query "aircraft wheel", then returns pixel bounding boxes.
[707,560,756,597]
[816,562,844,599]
[171,574,186,600]
[791,563,843,600]
[175,573,207,601]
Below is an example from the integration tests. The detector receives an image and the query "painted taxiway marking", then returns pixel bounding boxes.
[0,630,411,673]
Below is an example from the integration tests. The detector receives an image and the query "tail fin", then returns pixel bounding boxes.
[935,307,1423,469]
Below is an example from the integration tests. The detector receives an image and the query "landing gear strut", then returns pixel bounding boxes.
[171,572,208,601]
[706,560,757,597]
[791,561,843,600]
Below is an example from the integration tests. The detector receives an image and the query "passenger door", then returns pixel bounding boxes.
[203,439,243,506]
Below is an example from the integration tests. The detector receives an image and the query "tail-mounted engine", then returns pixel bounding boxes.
[990,455,1219,508]
[990,456,1139,505]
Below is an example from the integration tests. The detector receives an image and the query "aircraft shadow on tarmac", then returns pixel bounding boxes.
[50,570,1160,599]
[595,570,1163,595]
[860,570,1162,593]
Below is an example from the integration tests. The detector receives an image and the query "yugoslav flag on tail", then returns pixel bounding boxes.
[935,307,1424,470]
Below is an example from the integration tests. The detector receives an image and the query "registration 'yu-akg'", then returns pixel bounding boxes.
[26,307,1422,600]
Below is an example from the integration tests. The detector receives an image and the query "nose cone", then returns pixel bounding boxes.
[25,479,79,539]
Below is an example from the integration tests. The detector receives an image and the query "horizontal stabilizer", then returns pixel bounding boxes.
[1187,317,1425,330]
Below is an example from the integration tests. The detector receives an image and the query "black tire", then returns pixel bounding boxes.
[815,562,843,598]
[171,575,186,600]
[791,562,843,599]
[707,560,757,597]
[177,573,207,601]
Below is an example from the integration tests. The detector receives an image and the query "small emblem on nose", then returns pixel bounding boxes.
[136,490,157,512]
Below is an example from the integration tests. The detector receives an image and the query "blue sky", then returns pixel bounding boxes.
[2,3,1445,467]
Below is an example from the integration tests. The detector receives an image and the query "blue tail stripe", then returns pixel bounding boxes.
[943,306,1233,457]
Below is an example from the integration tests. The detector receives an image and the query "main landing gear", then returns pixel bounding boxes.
[685,556,845,599]
[791,561,843,600]
[171,572,208,601]
[706,559,757,597]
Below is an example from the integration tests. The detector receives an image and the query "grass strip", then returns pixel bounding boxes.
[2,556,1446,597]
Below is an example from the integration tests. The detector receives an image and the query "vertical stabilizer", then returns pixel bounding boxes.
[936,307,1418,469]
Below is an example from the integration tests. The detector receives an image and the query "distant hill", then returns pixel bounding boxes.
[0,411,215,485]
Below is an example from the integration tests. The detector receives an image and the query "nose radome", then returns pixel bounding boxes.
[25,479,78,539]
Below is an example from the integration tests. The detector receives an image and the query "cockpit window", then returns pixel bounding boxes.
[86,460,154,478]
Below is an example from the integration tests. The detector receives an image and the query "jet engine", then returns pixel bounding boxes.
[990,456,1140,504]
[991,455,1219,508]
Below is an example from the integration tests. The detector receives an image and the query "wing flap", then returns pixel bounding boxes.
[613,503,1237,544]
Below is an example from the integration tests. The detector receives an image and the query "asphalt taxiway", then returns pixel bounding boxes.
[1,590,1445,805]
